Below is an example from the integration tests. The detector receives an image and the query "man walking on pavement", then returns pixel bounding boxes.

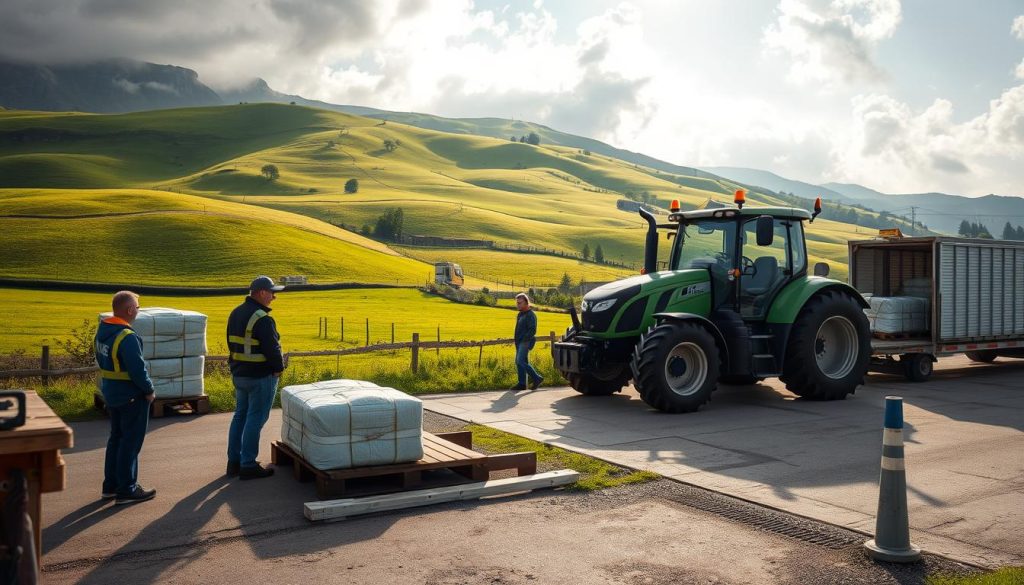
[96,291,157,505]
[226,276,286,480]
[512,293,544,391]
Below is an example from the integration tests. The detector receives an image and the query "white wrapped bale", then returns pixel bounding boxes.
[865,296,930,334]
[147,356,205,399]
[99,307,207,359]
[281,380,423,471]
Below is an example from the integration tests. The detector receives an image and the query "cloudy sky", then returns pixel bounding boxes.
[1,0,1022,197]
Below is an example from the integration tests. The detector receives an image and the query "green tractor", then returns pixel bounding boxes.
[552,192,871,413]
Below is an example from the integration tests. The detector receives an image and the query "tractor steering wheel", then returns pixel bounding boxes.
[741,255,756,275]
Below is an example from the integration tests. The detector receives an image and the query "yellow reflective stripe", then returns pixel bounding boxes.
[100,370,133,380]
[110,329,134,373]
[230,352,268,362]
[228,335,260,346]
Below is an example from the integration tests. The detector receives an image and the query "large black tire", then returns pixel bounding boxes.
[965,350,997,363]
[718,374,765,385]
[902,353,933,382]
[781,290,871,400]
[631,321,720,413]
[568,363,630,396]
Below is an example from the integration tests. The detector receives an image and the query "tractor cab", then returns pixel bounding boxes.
[668,203,811,320]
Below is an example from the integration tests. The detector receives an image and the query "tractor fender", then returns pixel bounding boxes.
[766,278,868,325]
[652,312,731,370]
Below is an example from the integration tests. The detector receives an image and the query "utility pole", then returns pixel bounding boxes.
[910,206,916,234]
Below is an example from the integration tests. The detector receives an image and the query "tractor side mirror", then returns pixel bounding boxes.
[813,262,830,277]
[755,215,774,247]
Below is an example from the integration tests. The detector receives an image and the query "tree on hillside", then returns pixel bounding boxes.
[374,208,404,241]
[383,138,401,152]
[582,243,591,261]
[1017,226,1024,240]
[344,178,359,193]
[261,164,279,180]
[958,220,971,237]
[519,136,526,143]
[526,132,541,146]
[594,244,605,264]
[558,272,573,294]
[1003,222,1016,240]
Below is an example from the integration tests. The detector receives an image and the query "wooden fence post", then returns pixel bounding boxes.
[411,333,419,373]
[41,345,50,387]
[478,342,484,368]
[391,323,395,344]
[436,326,440,356]
[550,331,556,345]
[340,317,344,342]
[365,318,370,347]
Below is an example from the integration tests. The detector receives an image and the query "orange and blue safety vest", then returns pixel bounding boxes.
[95,317,154,407]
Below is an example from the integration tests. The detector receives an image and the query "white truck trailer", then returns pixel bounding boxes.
[848,234,1024,381]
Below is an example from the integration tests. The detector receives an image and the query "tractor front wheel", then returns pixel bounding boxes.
[631,321,720,413]
[781,290,870,400]
[568,363,630,396]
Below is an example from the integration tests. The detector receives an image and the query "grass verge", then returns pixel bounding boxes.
[927,568,1024,585]
[464,423,659,491]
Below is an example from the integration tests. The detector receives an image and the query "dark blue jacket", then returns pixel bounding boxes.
[227,296,284,378]
[515,308,538,349]
[95,317,154,408]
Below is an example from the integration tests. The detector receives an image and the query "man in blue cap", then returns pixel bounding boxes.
[225,276,285,480]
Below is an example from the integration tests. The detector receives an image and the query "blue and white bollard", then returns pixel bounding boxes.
[864,396,922,562]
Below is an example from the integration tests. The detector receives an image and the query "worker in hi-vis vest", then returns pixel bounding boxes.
[225,275,285,480]
[95,290,157,505]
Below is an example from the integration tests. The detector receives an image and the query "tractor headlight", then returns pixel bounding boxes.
[590,299,617,312]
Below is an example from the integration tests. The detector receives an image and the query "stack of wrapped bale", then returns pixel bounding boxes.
[281,379,423,470]
[99,307,208,399]
[865,296,929,335]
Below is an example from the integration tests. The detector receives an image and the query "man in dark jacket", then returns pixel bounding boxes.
[512,293,544,391]
[225,276,285,480]
[95,291,156,504]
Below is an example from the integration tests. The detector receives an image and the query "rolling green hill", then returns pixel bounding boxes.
[0,103,861,286]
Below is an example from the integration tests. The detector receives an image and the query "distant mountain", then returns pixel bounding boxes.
[0,59,221,113]
[702,167,853,204]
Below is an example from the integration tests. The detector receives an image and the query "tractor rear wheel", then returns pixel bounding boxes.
[781,290,870,400]
[631,321,720,413]
[965,350,997,363]
[568,363,629,396]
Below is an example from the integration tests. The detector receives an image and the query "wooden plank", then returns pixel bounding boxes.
[434,431,472,449]
[304,469,580,521]
[0,391,73,455]
[482,452,537,476]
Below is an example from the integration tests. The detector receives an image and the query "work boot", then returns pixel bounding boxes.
[509,384,527,391]
[239,464,275,480]
[226,461,240,477]
[115,485,156,505]
[529,376,544,390]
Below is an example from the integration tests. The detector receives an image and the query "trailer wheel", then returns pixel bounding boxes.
[965,350,997,363]
[632,321,720,413]
[781,290,871,400]
[718,374,765,385]
[568,364,629,396]
[902,353,933,382]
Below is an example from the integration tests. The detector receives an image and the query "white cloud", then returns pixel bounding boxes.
[1013,15,1024,40]
[827,86,1024,195]
[762,0,901,89]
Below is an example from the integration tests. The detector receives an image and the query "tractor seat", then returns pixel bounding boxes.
[745,256,779,295]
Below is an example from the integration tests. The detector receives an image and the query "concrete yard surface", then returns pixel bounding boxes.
[422,354,1024,568]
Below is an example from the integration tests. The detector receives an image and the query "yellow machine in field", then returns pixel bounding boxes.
[433,262,464,288]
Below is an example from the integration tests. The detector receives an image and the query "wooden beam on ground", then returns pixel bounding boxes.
[303,469,579,522]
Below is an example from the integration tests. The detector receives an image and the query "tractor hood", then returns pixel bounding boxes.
[579,270,710,335]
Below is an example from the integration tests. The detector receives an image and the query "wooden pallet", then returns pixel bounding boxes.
[271,431,537,500]
[93,392,210,418]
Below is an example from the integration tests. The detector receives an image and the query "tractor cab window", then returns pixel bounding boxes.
[674,218,736,309]
[738,217,797,319]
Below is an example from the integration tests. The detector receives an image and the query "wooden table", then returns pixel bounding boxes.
[0,389,73,569]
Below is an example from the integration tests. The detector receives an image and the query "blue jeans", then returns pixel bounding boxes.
[103,396,150,496]
[227,375,278,468]
[515,343,541,386]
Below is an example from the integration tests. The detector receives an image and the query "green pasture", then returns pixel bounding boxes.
[0,287,571,356]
